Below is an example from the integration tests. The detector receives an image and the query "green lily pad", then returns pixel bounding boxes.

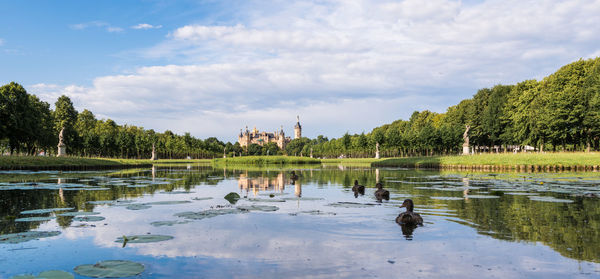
[248,198,286,202]
[282,197,324,201]
[258,193,287,196]
[144,201,192,206]
[126,204,152,210]
[58,212,101,217]
[191,197,213,201]
[326,202,378,208]
[290,210,337,216]
[430,196,464,200]
[175,208,242,220]
[15,216,56,222]
[73,216,105,222]
[0,231,61,244]
[224,192,241,204]
[126,184,149,188]
[73,260,144,278]
[505,192,539,196]
[528,196,574,203]
[161,191,194,194]
[237,205,279,212]
[464,195,500,199]
[115,234,174,244]
[10,270,74,279]
[150,220,191,227]
[20,208,74,214]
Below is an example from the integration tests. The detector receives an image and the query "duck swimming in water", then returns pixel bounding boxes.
[374,183,389,201]
[396,199,423,225]
[352,180,365,193]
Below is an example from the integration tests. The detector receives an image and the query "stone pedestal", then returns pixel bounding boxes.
[462,145,470,155]
[57,143,67,157]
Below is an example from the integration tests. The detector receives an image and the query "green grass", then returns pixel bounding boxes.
[372,152,600,168]
[321,158,384,167]
[212,156,321,165]
[0,156,211,170]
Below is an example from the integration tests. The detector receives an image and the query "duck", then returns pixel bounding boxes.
[374,183,389,201]
[290,171,299,181]
[352,180,365,193]
[395,199,423,225]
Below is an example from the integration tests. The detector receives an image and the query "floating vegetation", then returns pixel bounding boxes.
[528,196,574,203]
[282,197,324,201]
[62,187,111,191]
[20,208,74,214]
[0,231,61,244]
[9,270,74,279]
[247,198,286,202]
[464,195,500,199]
[429,196,464,201]
[73,216,105,222]
[505,192,539,196]
[126,204,152,210]
[191,197,213,201]
[115,234,174,244]
[87,200,133,205]
[126,184,148,188]
[175,208,242,220]
[144,201,192,206]
[326,202,378,208]
[237,205,279,212]
[58,212,100,217]
[15,216,55,222]
[258,192,287,196]
[290,210,337,216]
[150,220,191,227]
[161,190,194,194]
[224,192,241,204]
[73,260,145,278]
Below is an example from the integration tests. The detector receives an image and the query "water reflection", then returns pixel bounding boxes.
[0,166,599,278]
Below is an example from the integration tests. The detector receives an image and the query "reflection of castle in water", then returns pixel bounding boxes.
[238,172,301,197]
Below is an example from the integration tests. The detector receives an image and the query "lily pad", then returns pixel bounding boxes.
[73,216,105,222]
[126,204,152,210]
[126,184,149,188]
[116,234,173,244]
[191,197,213,201]
[10,270,74,279]
[175,208,242,220]
[528,196,574,203]
[150,220,191,227]
[237,205,279,212]
[20,208,74,215]
[144,201,192,206]
[326,202,378,208]
[224,192,241,204]
[58,212,101,217]
[258,193,287,196]
[505,192,539,196]
[248,198,286,202]
[282,197,324,201]
[73,260,144,278]
[464,195,500,199]
[0,231,61,244]
[291,210,337,216]
[430,196,464,201]
[161,191,194,194]
[15,216,56,222]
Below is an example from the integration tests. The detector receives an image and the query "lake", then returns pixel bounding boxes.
[1,164,599,278]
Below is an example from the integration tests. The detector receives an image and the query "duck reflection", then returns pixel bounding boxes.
[398,223,419,240]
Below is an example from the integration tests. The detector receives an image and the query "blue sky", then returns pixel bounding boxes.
[2,0,600,142]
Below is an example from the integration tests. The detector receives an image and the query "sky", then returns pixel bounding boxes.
[2,0,600,143]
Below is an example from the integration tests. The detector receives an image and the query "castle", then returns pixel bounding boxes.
[238,116,302,149]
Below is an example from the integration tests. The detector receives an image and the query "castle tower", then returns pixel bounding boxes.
[294,115,302,139]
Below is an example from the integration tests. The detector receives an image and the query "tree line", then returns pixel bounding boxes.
[285,57,600,158]
[2,57,599,158]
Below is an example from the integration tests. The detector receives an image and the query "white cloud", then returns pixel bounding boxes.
[132,23,163,30]
[48,0,600,141]
[70,21,123,33]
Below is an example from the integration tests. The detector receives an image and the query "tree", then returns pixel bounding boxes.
[54,95,79,152]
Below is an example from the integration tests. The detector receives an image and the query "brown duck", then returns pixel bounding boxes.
[352,180,365,193]
[374,183,389,201]
[395,199,423,225]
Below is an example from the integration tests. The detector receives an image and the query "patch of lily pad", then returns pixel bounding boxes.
[429,196,464,201]
[247,198,286,202]
[326,202,378,208]
[9,270,74,279]
[175,208,242,220]
[0,231,61,244]
[528,196,574,203]
[144,201,192,206]
[191,197,213,201]
[282,197,324,201]
[126,204,152,210]
[73,260,144,278]
[150,220,191,227]
[237,205,279,212]
[224,192,241,204]
[115,234,174,244]
[20,208,74,214]
[464,195,500,199]
[15,216,56,222]
[290,210,337,216]
[73,216,106,222]
[58,212,101,217]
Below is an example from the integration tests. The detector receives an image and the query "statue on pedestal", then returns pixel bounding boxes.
[57,127,67,157]
[375,142,380,159]
[462,125,470,155]
[150,143,157,160]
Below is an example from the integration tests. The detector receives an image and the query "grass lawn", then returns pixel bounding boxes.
[0,156,211,170]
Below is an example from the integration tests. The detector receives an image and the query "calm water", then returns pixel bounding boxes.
[1,165,599,278]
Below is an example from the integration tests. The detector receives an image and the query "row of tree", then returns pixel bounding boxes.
[0,82,228,158]
[2,57,599,158]
[284,57,600,158]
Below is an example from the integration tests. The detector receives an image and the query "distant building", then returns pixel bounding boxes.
[238,117,302,149]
